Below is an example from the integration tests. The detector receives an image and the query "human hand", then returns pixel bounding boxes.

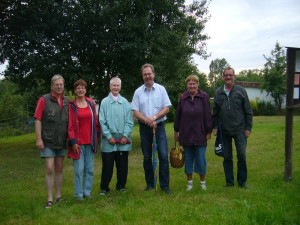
[36,139,44,150]
[206,133,212,140]
[120,136,128,145]
[108,137,116,145]
[174,132,179,141]
[245,130,251,138]
[213,129,218,136]
[72,144,81,153]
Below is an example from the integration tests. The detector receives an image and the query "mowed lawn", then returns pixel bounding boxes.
[0,116,299,225]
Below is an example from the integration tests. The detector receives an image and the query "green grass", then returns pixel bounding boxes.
[0,116,299,225]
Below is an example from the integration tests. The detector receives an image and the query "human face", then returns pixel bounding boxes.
[51,78,64,96]
[110,80,121,96]
[187,80,198,96]
[222,69,236,87]
[142,67,155,88]
[75,85,86,98]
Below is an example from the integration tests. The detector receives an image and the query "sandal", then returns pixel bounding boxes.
[44,201,53,209]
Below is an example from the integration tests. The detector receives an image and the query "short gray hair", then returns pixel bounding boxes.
[51,74,65,85]
[110,77,122,86]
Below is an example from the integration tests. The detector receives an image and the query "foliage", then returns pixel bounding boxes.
[236,69,264,82]
[0,0,211,104]
[0,79,35,136]
[0,117,300,224]
[252,98,276,116]
[208,58,230,93]
[261,42,286,110]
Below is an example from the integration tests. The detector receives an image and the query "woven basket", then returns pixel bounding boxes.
[169,142,184,168]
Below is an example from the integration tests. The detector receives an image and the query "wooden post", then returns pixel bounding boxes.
[284,48,296,181]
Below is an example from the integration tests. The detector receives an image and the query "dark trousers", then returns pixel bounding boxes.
[100,151,129,191]
[222,132,247,185]
[139,122,170,190]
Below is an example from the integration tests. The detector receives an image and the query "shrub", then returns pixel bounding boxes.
[256,99,276,115]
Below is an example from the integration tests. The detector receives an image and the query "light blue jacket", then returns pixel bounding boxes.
[99,93,133,152]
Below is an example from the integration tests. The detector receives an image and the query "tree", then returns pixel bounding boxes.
[261,42,286,110]
[236,69,264,82]
[208,58,230,93]
[0,0,210,104]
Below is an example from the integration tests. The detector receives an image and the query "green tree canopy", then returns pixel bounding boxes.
[208,58,230,94]
[262,42,286,110]
[236,69,264,82]
[0,0,210,103]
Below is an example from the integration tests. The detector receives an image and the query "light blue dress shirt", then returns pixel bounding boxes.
[131,83,172,123]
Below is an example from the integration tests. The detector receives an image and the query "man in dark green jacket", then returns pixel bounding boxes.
[213,67,253,188]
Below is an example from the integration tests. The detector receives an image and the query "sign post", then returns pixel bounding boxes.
[285,47,300,181]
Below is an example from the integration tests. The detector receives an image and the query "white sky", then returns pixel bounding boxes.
[188,0,300,73]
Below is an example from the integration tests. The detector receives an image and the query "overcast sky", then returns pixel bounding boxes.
[189,0,300,73]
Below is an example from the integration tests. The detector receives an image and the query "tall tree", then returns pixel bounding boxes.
[0,0,210,103]
[262,42,286,110]
[208,58,230,91]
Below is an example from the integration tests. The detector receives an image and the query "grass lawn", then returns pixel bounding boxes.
[0,116,299,225]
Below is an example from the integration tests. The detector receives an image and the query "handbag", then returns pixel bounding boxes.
[170,141,184,168]
[215,119,224,157]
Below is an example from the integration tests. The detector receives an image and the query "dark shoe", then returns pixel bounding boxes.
[145,186,153,191]
[224,183,234,188]
[44,201,53,209]
[238,183,250,189]
[55,197,64,203]
[162,188,172,195]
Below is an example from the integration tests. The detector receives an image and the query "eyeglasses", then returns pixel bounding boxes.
[223,74,234,77]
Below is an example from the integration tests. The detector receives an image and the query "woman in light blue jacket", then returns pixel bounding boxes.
[99,77,134,195]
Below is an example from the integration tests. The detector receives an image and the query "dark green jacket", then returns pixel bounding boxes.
[213,84,253,136]
[42,94,69,149]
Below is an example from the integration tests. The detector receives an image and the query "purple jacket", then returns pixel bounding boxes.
[174,90,213,147]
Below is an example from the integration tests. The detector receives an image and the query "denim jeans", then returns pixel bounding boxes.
[73,144,94,198]
[139,122,170,190]
[222,132,247,185]
[183,145,206,175]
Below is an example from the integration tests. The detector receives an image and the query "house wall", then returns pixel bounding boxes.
[244,87,286,108]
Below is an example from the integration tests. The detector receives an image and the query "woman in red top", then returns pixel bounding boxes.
[68,79,100,200]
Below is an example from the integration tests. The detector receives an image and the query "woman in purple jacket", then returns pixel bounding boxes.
[174,75,213,191]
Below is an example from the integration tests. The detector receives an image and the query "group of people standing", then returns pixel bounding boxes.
[34,64,252,208]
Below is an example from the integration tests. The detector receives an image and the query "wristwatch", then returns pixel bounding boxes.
[153,116,157,120]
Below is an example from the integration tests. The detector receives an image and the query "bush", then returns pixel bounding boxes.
[256,99,276,115]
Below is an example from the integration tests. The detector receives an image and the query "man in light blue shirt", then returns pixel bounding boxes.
[131,63,172,194]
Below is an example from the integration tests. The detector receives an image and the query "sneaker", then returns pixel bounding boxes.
[201,182,207,191]
[186,184,193,191]
[100,190,108,196]
[119,188,128,193]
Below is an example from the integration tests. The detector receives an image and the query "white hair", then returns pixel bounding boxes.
[110,77,121,86]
